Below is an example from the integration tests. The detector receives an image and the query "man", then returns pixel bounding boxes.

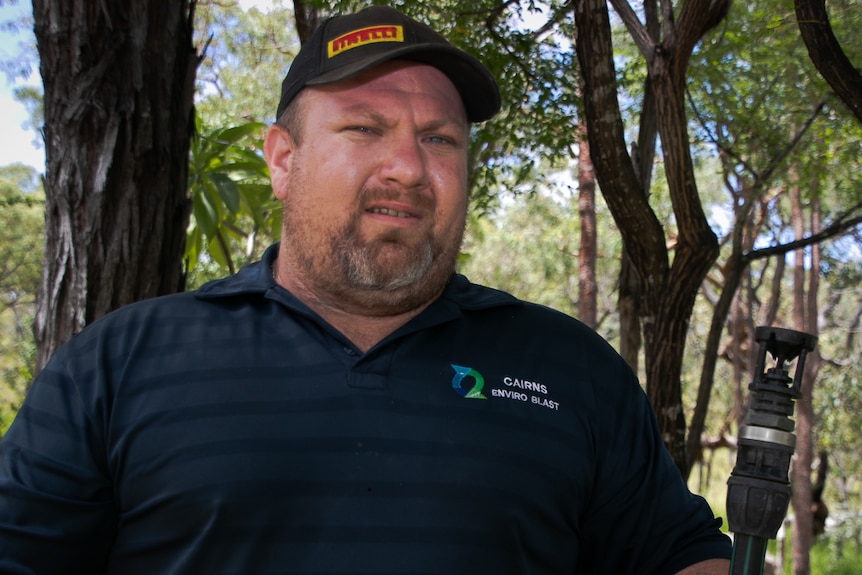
[0,6,731,574]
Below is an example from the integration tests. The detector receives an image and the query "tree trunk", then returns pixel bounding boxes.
[686,183,764,474]
[575,0,728,472]
[790,174,822,575]
[729,292,746,426]
[577,120,598,329]
[32,0,197,370]
[616,3,658,373]
[618,250,641,372]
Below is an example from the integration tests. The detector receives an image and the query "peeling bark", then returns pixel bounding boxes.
[32,0,198,370]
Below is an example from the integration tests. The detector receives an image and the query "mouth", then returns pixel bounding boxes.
[367,207,415,219]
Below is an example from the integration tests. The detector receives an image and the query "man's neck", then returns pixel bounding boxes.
[273,264,435,353]
[311,303,429,353]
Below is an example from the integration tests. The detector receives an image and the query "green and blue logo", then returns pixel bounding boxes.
[450,364,487,399]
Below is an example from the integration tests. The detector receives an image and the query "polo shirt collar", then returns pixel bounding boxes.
[195,242,521,319]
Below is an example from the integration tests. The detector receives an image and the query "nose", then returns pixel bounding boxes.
[377,133,429,190]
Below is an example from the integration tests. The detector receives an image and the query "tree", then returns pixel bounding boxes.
[576,123,598,329]
[573,0,730,471]
[683,0,862,485]
[31,0,199,369]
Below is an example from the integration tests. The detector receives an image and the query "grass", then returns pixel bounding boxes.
[689,454,862,574]
[768,530,862,574]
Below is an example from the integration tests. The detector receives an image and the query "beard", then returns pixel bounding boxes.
[280,186,465,317]
[336,220,435,290]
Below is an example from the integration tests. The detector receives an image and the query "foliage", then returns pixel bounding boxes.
[0,163,42,434]
[0,0,36,83]
[11,84,42,141]
[189,1,296,280]
[194,0,298,128]
[688,0,862,208]
[186,115,280,287]
[812,266,862,509]
[0,1,40,150]
[821,511,862,570]
[463,190,579,313]
[461,175,623,338]
[772,518,862,575]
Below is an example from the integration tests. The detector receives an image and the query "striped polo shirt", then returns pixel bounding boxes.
[0,243,730,574]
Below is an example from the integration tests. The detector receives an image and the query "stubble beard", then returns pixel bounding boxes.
[282,191,465,317]
[337,221,435,290]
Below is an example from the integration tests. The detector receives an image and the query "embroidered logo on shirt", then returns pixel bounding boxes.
[328,25,405,58]
[450,364,561,411]
[492,376,560,410]
[450,364,487,399]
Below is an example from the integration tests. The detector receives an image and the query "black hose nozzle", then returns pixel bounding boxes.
[726,326,817,575]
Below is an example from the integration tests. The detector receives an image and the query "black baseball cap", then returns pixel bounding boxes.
[276,6,501,123]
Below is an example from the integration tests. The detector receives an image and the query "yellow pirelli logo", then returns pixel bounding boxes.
[327,25,404,58]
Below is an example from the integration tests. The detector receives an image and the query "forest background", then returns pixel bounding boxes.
[1,0,861,573]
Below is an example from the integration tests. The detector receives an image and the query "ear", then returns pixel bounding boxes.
[264,124,296,201]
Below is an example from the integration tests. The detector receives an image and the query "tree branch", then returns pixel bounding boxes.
[746,205,862,263]
[795,0,862,124]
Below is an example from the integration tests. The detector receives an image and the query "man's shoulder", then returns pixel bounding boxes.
[75,251,278,339]
[448,275,604,336]
[441,273,521,310]
[87,290,213,327]
[442,275,627,369]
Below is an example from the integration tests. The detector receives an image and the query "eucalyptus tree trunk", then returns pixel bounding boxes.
[32,0,198,371]
[616,0,659,375]
[574,0,729,472]
[576,119,598,330]
[789,171,823,575]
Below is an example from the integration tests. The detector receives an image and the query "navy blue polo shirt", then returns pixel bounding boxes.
[0,244,730,574]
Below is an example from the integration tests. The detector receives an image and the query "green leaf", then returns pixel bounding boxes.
[207,233,231,270]
[215,122,266,145]
[192,186,218,239]
[209,172,241,214]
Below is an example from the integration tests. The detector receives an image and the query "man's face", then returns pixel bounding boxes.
[266,61,470,316]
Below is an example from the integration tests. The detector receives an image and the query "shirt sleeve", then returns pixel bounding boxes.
[577,370,732,574]
[0,348,116,575]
